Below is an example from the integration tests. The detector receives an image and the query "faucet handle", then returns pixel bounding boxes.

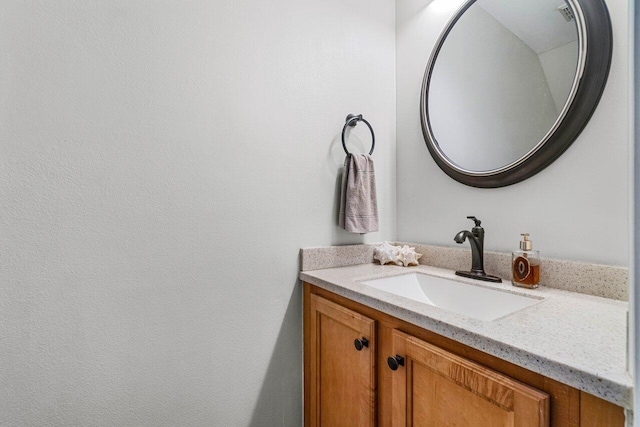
[467,216,482,227]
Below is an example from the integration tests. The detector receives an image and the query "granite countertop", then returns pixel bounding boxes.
[300,263,632,409]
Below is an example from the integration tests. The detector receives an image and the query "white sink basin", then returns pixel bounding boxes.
[361,273,541,321]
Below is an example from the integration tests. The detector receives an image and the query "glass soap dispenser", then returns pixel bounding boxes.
[512,233,540,289]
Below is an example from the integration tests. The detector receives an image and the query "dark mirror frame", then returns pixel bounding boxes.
[420,0,612,188]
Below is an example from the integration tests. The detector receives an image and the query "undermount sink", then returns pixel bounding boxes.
[360,273,541,321]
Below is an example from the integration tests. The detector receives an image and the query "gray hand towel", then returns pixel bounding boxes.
[339,154,379,233]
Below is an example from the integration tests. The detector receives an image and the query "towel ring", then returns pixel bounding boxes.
[341,114,375,156]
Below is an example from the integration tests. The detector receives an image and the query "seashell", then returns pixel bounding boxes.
[374,241,401,265]
[397,245,423,267]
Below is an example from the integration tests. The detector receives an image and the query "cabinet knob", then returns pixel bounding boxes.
[387,355,405,371]
[354,337,369,351]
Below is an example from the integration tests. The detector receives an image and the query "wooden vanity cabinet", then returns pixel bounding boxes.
[390,330,549,426]
[307,294,376,426]
[304,282,625,427]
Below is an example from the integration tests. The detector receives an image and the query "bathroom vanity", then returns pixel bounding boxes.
[301,0,626,423]
[300,246,630,426]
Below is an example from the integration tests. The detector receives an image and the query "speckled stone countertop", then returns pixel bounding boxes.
[300,263,632,409]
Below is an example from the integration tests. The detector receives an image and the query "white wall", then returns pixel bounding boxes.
[0,1,396,425]
[396,0,629,266]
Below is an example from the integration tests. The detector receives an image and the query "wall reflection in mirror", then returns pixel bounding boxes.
[428,0,581,172]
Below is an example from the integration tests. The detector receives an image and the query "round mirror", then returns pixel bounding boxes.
[421,0,612,188]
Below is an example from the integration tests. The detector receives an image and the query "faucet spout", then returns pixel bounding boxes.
[454,230,471,244]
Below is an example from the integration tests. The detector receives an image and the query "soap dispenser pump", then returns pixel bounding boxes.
[512,233,540,289]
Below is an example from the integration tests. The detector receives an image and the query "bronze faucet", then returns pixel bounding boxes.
[454,216,502,283]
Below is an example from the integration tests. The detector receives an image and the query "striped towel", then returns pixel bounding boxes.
[339,154,379,233]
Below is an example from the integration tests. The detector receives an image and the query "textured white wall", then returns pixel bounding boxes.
[396,0,629,266]
[0,1,396,425]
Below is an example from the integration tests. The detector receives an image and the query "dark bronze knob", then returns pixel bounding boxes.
[354,337,369,351]
[387,355,405,371]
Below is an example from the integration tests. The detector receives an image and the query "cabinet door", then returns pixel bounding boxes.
[309,294,376,427]
[389,330,549,427]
